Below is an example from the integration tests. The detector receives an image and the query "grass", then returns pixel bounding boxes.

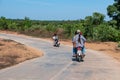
[0,38,43,69]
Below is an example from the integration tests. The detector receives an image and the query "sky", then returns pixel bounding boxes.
[0,0,114,20]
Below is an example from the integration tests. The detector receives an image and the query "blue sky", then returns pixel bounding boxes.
[0,0,114,20]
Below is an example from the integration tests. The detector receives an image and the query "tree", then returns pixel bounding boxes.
[24,17,32,27]
[22,17,32,31]
[83,12,105,39]
[107,0,120,29]
[92,12,105,25]
[84,16,93,26]
[84,12,105,26]
[0,16,8,29]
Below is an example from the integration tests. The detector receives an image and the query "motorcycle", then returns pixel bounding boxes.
[53,39,60,47]
[76,47,83,62]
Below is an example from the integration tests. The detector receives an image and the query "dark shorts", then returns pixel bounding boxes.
[73,47,77,54]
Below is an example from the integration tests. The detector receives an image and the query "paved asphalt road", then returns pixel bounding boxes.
[0,33,120,80]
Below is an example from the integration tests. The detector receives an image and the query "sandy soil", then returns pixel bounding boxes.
[0,30,120,63]
[0,38,43,69]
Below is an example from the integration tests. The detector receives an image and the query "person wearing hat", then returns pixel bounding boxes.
[75,29,86,61]
[77,29,82,35]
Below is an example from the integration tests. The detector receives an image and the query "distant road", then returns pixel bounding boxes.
[0,33,120,80]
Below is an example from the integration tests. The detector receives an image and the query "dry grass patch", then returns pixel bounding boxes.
[86,42,120,61]
[0,38,43,69]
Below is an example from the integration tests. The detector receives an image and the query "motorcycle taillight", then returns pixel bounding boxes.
[77,47,81,50]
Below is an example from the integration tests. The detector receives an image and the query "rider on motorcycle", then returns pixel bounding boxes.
[75,30,86,61]
[52,33,60,47]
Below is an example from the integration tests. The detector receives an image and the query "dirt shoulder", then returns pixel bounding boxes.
[0,30,120,62]
[86,42,120,61]
[0,38,43,69]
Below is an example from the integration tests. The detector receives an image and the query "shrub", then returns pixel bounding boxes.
[93,24,120,41]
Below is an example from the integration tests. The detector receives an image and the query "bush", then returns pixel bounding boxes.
[93,24,120,41]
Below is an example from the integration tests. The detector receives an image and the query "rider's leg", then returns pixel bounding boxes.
[81,47,86,60]
[74,47,77,57]
[73,47,77,57]
[55,39,58,45]
[53,40,56,46]
[72,47,75,56]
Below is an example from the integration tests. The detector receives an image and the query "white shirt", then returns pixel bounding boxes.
[52,36,58,40]
[75,34,86,47]
[72,36,76,43]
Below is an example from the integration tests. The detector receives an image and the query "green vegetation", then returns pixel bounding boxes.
[118,41,120,48]
[0,16,119,42]
[0,0,120,42]
[107,0,120,29]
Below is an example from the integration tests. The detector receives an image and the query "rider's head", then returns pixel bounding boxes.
[53,33,57,36]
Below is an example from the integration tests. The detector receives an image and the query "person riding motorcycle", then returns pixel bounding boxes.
[52,33,60,47]
[74,30,86,61]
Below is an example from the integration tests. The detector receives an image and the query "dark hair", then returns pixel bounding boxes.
[78,34,81,43]
[53,33,57,36]
[75,31,77,35]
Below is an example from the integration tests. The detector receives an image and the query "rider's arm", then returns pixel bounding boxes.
[81,35,86,43]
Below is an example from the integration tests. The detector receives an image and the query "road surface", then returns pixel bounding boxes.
[0,33,120,80]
